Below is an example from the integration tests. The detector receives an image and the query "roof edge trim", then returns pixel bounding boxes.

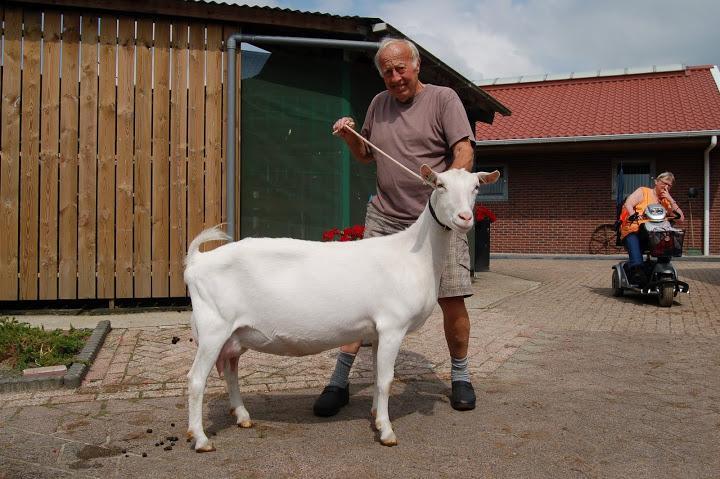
[477,64,687,86]
[474,130,720,146]
[710,66,720,94]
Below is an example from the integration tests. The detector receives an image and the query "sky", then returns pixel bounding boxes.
[228,0,720,82]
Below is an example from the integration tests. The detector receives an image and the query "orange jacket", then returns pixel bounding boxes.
[619,187,673,239]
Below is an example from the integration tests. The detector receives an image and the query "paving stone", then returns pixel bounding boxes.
[0,259,718,478]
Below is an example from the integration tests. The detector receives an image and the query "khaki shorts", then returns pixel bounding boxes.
[363,203,473,298]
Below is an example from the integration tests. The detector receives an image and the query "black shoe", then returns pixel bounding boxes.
[629,266,646,285]
[450,381,476,411]
[313,385,349,417]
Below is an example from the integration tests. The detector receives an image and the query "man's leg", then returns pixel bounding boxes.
[624,233,643,268]
[313,341,361,417]
[438,296,476,411]
[313,204,409,417]
[623,233,646,284]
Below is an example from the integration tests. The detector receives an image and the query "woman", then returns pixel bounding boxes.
[619,172,685,283]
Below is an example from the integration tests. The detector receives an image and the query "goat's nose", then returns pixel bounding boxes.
[458,212,472,222]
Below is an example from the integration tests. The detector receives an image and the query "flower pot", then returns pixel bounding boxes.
[474,218,491,272]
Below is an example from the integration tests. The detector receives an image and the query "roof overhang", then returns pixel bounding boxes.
[11,0,511,124]
[475,130,720,146]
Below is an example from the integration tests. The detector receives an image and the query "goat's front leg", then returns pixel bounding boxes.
[187,331,227,452]
[223,353,252,428]
[371,340,379,418]
[373,327,406,446]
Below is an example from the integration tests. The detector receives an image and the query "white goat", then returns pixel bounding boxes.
[184,164,500,452]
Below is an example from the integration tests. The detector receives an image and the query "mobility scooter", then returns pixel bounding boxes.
[611,203,689,307]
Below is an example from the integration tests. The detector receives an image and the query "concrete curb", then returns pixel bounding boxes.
[0,320,111,393]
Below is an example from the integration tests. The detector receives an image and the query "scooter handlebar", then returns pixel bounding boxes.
[626,211,679,223]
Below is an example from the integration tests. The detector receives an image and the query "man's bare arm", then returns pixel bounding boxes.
[624,189,645,216]
[450,138,474,172]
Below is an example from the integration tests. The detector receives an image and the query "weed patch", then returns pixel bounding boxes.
[0,317,92,375]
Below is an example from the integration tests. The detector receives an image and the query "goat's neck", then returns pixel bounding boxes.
[406,199,454,278]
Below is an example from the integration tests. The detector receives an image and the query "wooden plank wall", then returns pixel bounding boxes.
[0,6,232,301]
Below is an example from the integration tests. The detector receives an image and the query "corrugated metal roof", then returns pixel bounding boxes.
[475,65,720,142]
[187,1,381,21]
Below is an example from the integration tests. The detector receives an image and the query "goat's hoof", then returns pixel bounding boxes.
[380,437,398,447]
[186,431,193,439]
[370,409,377,418]
[195,443,216,453]
[238,420,253,428]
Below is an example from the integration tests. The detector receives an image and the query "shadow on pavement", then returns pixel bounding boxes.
[204,369,448,439]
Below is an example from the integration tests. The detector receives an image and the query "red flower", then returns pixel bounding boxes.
[322,225,365,242]
[474,205,497,223]
[344,225,365,240]
[321,228,341,242]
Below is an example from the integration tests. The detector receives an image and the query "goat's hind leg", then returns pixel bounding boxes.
[187,324,231,452]
[223,352,253,428]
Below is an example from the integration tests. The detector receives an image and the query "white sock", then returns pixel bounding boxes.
[451,356,470,383]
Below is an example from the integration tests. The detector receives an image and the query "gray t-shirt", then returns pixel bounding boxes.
[361,84,474,222]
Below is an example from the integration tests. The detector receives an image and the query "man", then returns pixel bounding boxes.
[313,37,477,416]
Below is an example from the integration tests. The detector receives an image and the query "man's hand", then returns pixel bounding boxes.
[332,117,356,140]
[659,191,685,222]
[672,205,685,223]
[658,189,673,204]
[332,116,373,164]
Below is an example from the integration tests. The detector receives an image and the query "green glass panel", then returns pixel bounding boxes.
[241,49,382,241]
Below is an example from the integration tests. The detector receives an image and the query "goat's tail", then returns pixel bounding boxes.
[185,225,231,267]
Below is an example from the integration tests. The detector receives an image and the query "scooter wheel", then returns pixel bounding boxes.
[658,284,674,307]
[612,269,623,297]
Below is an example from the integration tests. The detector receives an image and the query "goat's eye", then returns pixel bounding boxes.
[437,184,446,191]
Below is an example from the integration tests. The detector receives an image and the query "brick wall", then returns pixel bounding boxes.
[478,146,718,255]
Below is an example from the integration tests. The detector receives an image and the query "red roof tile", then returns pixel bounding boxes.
[476,65,720,141]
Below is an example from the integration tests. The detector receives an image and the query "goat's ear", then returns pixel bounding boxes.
[420,164,438,186]
[477,170,501,185]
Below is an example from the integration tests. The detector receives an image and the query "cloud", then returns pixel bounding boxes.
[222,0,720,79]
[375,0,720,79]
[373,0,542,80]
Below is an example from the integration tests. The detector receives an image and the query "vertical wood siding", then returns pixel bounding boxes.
[0,6,230,300]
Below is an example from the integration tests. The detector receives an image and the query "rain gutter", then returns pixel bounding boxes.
[473,130,720,146]
[225,34,380,240]
[703,135,717,256]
